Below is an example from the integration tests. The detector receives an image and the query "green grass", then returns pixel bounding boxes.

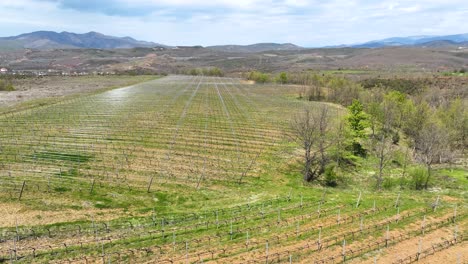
[441,71,468,77]
[0,75,465,263]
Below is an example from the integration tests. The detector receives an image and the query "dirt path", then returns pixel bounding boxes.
[351,227,459,263]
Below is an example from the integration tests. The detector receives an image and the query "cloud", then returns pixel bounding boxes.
[0,0,467,46]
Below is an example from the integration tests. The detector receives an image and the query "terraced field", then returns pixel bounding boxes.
[0,76,466,263]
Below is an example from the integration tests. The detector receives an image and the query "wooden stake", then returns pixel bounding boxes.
[394,192,400,208]
[147,176,154,193]
[356,191,362,208]
[18,181,26,200]
[417,238,422,260]
[433,195,440,212]
[90,179,95,194]
[173,231,176,252]
[385,225,389,247]
[422,215,426,235]
[342,239,346,262]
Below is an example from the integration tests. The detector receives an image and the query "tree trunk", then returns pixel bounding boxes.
[304,146,312,182]
[424,163,431,189]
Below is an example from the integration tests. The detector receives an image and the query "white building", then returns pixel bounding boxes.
[0,68,8,73]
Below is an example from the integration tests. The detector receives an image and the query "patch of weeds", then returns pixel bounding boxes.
[31,151,93,163]
[54,186,71,193]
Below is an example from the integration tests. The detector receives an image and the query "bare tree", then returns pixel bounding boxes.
[373,132,395,190]
[290,105,332,182]
[415,121,449,189]
[333,117,348,167]
[372,102,397,190]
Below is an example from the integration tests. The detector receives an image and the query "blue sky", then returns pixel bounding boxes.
[0,0,467,46]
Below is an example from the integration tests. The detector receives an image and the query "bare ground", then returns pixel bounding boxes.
[0,75,156,108]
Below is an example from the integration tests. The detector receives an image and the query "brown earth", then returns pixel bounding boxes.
[0,75,156,109]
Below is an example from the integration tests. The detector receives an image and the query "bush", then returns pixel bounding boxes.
[408,167,428,190]
[360,78,425,95]
[188,67,224,77]
[382,177,400,190]
[323,164,339,187]
[0,79,15,91]
[276,72,288,84]
[248,71,270,83]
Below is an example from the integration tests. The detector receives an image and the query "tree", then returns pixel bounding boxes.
[248,71,270,83]
[382,91,408,128]
[290,105,332,182]
[277,72,288,84]
[402,101,431,148]
[414,120,449,189]
[371,101,397,190]
[347,100,368,156]
[438,99,467,149]
[330,117,350,167]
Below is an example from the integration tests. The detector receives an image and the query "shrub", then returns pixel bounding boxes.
[382,177,400,190]
[248,71,270,83]
[408,167,428,190]
[0,79,15,91]
[276,72,288,84]
[323,164,339,187]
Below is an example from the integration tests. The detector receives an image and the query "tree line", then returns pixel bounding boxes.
[186,67,224,77]
[285,71,466,190]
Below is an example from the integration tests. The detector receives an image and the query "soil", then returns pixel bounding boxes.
[350,227,459,264]
[0,75,154,108]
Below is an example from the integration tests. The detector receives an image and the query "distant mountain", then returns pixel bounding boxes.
[348,33,468,48]
[207,43,304,53]
[0,31,167,50]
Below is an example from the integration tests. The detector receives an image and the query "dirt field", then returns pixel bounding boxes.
[0,75,156,108]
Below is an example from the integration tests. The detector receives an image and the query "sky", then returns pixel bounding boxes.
[0,0,467,47]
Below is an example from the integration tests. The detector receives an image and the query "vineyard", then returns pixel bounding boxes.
[0,75,466,263]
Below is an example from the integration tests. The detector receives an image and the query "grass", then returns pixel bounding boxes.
[0,75,159,115]
[0,75,465,263]
[441,71,468,77]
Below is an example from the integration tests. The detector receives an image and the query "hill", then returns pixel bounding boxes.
[0,31,166,50]
[207,43,304,53]
[348,33,468,48]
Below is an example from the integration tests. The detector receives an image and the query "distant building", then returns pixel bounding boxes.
[0,68,8,73]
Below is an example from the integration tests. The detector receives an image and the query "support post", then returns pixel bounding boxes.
[18,181,26,200]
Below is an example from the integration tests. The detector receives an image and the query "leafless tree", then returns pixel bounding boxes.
[372,102,397,190]
[290,105,332,182]
[415,121,449,189]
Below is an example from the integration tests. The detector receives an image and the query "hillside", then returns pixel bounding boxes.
[207,43,304,53]
[348,33,468,48]
[0,31,165,50]
[1,45,466,74]
[0,76,466,263]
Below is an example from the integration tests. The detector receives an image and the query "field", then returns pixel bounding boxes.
[1,46,467,75]
[0,76,466,263]
[0,75,157,110]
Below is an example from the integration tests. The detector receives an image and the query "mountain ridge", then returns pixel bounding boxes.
[207,43,304,53]
[0,31,166,50]
[346,33,468,48]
